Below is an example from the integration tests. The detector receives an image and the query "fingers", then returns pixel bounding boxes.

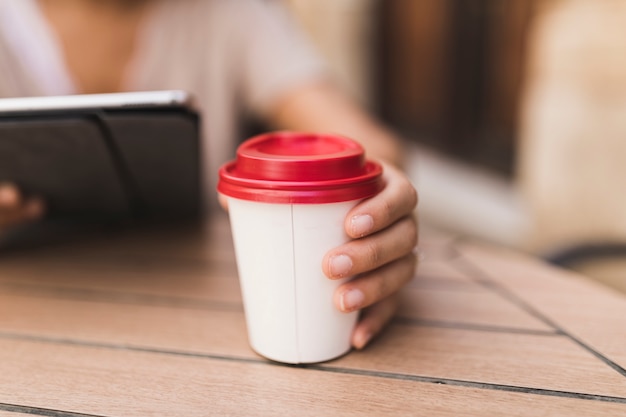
[324,163,419,350]
[217,193,229,212]
[323,214,418,279]
[351,294,399,350]
[338,253,417,349]
[322,163,418,282]
[333,251,417,314]
[345,162,418,239]
[0,184,45,229]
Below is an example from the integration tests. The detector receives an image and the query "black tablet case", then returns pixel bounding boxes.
[0,106,201,247]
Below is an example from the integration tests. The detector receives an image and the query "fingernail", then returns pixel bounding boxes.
[340,288,364,312]
[351,214,374,237]
[354,331,373,350]
[329,254,353,278]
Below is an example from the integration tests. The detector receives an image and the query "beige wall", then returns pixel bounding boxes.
[519,0,626,251]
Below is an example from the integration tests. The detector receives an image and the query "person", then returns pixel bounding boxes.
[0,0,418,350]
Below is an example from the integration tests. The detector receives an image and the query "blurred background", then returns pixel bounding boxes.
[283,0,626,294]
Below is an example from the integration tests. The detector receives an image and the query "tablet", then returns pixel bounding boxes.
[0,90,202,227]
[0,90,193,113]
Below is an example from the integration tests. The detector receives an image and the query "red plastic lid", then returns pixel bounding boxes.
[218,132,384,204]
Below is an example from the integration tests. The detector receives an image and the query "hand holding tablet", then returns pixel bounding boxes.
[0,183,45,230]
[0,90,201,246]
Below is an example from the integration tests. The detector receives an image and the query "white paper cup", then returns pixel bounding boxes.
[218,132,383,363]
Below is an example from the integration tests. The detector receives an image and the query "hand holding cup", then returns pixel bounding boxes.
[219,132,389,363]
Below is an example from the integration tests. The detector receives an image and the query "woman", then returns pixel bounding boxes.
[0,0,418,350]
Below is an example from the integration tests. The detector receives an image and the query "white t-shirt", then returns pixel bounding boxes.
[0,0,327,207]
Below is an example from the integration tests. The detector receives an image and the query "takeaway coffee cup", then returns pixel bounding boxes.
[217,132,383,363]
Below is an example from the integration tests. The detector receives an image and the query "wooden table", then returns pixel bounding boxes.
[1,214,625,416]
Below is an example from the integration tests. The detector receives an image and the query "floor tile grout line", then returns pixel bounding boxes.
[2,331,626,405]
[0,402,108,417]
[451,246,626,379]
[306,365,626,405]
[0,331,267,364]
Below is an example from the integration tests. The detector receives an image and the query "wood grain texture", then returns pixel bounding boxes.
[399,286,553,331]
[1,339,625,417]
[330,324,626,398]
[457,242,626,371]
[1,213,626,416]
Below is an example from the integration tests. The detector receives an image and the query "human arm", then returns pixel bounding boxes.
[267,80,419,349]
